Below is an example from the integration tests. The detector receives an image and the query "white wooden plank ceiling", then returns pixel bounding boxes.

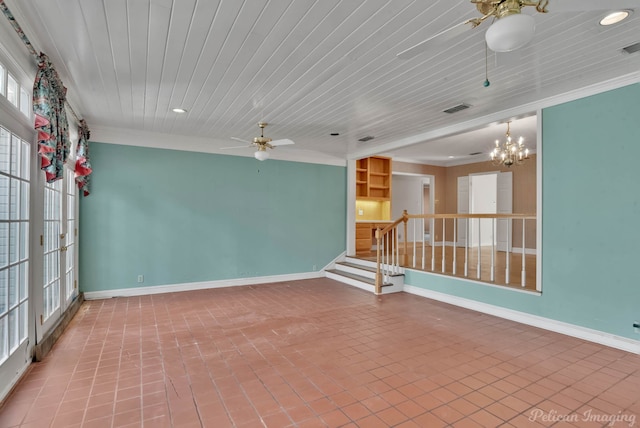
[6,0,640,164]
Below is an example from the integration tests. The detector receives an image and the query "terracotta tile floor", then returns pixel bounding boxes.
[1,278,639,427]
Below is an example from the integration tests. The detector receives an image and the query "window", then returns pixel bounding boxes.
[6,74,17,108]
[0,62,31,119]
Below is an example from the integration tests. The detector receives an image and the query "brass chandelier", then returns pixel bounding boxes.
[490,121,529,167]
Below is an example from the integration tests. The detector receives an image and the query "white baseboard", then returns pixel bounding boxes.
[83,271,324,300]
[404,285,640,354]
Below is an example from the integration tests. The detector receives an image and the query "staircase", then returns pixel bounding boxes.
[325,256,404,294]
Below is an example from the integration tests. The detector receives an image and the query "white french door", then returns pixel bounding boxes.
[36,166,77,340]
[63,172,77,305]
[0,126,33,394]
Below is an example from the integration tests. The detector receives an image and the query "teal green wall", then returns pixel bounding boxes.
[79,143,346,292]
[406,82,640,340]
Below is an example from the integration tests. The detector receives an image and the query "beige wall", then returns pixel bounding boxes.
[393,156,537,248]
[393,161,447,240]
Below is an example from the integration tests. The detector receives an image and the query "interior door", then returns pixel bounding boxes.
[457,176,469,246]
[496,171,513,252]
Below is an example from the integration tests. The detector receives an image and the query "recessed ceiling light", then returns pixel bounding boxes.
[172,108,187,113]
[599,10,631,26]
[448,156,455,159]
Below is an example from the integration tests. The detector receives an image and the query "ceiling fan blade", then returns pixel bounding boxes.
[220,144,252,150]
[230,136,251,144]
[547,0,640,12]
[270,138,295,147]
[397,20,475,60]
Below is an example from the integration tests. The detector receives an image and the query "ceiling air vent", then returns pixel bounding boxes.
[358,136,375,142]
[443,103,471,114]
[469,151,483,156]
[622,42,640,55]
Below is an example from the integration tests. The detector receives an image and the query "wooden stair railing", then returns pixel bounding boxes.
[373,211,537,293]
[374,210,409,294]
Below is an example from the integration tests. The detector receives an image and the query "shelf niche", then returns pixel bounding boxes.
[355,156,392,200]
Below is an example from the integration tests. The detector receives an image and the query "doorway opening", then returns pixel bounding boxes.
[469,173,497,247]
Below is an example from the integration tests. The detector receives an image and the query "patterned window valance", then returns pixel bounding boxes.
[75,120,92,196]
[33,52,70,183]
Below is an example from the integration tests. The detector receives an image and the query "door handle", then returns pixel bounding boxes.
[60,246,67,252]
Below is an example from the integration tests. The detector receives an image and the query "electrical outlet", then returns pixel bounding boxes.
[137,275,144,283]
[358,209,364,216]
[312,265,317,271]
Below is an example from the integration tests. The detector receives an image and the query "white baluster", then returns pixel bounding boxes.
[464,218,469,277]
[477,218,481,279]
[431,219,436,271]
[441,219,446,273]
[395,226,400,274]
[380,234,389,282]
[506,216,510,285]
[422,217,426,270]
[521,218,526,287]
[453,219,457,275]
[387,229,395,278]
[412,219,416,268]
[491,218,495,282]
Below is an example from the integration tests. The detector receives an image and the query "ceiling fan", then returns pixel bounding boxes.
[397,0,639,59]
[222,122,294,161]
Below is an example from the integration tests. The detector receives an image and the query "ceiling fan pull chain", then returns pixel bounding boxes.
[483,40,490,87]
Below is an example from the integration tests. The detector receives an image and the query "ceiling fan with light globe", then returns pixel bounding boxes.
[222,122,294,161]
[397,0,639,59]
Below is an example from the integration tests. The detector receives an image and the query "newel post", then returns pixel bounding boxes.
[402,210,409,267]
[375,227,382,294]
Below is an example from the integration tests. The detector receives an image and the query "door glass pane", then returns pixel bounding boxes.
[0,316,7,364]
[0,127,8,174]
[19,222,28,262]
[0,175,8,220]
[10,179,19,220]
[19,302,27,343]
[10,136,19,178]
[8,309,17,352]
[20,182,29,221]
[0,269,6,315]
[0,224,7,268]
[9,222,17,265]
[8,265,17,308]
[20,142,30,180]
[19,262,27,301]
